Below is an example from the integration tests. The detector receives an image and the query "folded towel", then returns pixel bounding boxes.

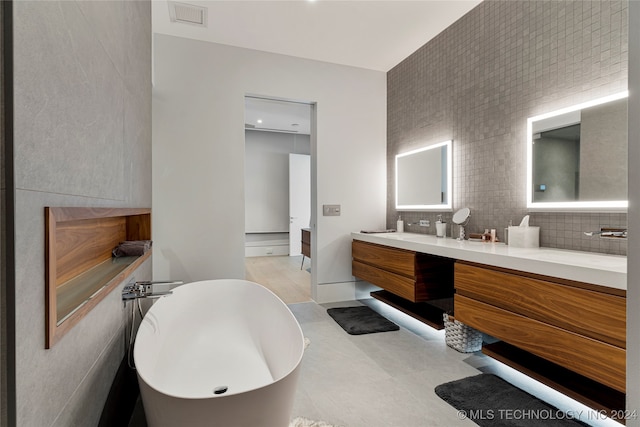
[112,240,152,258]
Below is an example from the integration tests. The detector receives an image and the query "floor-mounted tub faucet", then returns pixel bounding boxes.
[122,280,184,301]
[123,280,183,369]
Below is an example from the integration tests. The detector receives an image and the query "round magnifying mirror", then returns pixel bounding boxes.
[452,207,470,225]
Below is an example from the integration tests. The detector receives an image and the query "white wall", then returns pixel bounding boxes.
[245,130,310,233]
[153,35,386,301]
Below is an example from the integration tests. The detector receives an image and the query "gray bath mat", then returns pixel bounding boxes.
[435,374,588,426]
[327,306,399,335]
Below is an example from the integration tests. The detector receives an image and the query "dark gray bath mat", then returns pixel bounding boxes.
[327,306,399,335]
[435,374,588,426]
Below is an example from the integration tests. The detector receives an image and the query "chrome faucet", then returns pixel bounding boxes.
[122,280,184,301]
[583,227,627,238]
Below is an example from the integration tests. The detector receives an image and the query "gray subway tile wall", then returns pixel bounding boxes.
[387,0,628,255]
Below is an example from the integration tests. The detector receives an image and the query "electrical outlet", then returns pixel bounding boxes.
[419,220,430,227]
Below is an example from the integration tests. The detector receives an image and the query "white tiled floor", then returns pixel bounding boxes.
[289,299,622,427]
[129,297,623,427]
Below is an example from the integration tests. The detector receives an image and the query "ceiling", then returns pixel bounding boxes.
[152,0,482,132]
[152,0,482,73]
[245,97,312,134]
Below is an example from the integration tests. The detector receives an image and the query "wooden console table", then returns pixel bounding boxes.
[301,228,311,269]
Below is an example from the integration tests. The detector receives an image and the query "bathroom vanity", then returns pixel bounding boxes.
[352,239,454,327]
[352,240,453,303]
[351,231,627,415]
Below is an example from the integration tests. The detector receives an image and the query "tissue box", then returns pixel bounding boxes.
[508,226,540,248]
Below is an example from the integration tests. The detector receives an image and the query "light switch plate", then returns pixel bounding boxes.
[323,204,341,216]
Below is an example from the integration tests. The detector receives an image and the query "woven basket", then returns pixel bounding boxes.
[443,313,482,353]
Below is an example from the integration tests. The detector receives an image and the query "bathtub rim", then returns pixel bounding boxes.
[133,279,306,400]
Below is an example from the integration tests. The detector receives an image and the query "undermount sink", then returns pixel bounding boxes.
[515,248,626,270]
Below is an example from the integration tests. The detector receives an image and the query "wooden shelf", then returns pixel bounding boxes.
[56,255,147,325]
[482,341,625,420]
[370,290,451,330]
[45,207,151,348]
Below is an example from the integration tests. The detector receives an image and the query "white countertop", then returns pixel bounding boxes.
[352,231,627,290]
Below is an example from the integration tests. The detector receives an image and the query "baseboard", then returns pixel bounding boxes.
[313,281,357,304]
[245,238,291,257]
[354,279,381,300]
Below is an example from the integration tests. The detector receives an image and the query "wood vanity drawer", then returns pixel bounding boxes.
[352,260,425,302]
[455,295,626,393]
[352,240,415,277]
[352,240,454,302]
[454,262,626,348]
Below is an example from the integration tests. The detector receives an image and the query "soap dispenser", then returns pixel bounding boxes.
[397,215,404,233]
[504,220,513,245]
[436,215,446,238]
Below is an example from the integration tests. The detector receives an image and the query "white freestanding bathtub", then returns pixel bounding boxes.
[134,279,305,427]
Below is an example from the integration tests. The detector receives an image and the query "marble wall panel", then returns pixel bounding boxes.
[11,1,151,425]
[13,1,125,201]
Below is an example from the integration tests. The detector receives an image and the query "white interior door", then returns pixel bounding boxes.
[289,153,311,255]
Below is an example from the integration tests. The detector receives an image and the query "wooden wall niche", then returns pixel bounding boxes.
[45,207,151,348]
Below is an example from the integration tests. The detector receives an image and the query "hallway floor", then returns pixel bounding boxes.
[245,255,312,304]
[130,298,620,427]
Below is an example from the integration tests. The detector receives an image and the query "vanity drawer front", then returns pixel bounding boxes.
[352,240,415,278]
[455,295,626,393]
[454,263,626,348]
[352,260,425,302]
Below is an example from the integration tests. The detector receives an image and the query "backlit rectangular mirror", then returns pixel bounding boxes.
[395,140,452,211]
[526,91,628,211]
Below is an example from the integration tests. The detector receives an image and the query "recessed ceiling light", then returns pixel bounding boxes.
[257,119,263,124]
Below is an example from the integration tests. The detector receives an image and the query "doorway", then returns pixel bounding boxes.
[289,153,311,257]
[243,95,314,303]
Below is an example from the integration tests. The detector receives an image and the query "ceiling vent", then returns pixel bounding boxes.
[168,1,208,27]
